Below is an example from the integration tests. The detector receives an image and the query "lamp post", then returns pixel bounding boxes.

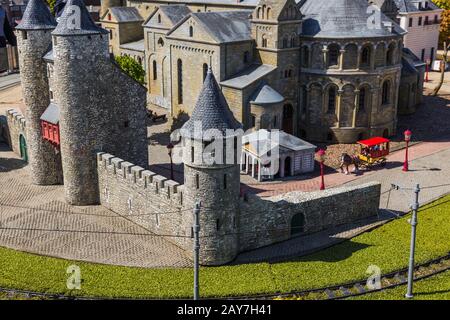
[316,149,326,190]
[167,142,174,180]
[403,129,412,172]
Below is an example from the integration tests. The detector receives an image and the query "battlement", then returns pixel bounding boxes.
[6,109,26,131]
[97,152,183,206]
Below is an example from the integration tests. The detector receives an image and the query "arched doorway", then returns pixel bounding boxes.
[284,156,292,177]
[19,134,27,162]
[291,212,305,236]
[282,104,294,134]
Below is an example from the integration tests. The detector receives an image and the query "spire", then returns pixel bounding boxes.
[181,68,241,140]
[52,0,108,36]
[16,0,57,30]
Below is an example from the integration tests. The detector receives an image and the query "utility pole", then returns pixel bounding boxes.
[405,184,420,299]
[193,202,201,300]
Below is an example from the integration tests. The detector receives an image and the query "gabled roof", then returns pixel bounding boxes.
[107,7,143,23]
[16,0,57,30]
[300,0,406,38]
[169,10,253,44]
[53,0,108,36]
[394,0,441,13]
[43,46,54,62]
[40,103,60,125]
[250,83,285,105]
[181,68,241,140]
[143,5,192,29]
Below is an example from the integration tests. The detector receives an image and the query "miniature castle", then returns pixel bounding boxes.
[100,0,425,143]
[4,0,385,266]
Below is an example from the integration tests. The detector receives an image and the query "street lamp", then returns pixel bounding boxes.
[403,129,412,172]
[167,142,174,180]
[316,149,326,190]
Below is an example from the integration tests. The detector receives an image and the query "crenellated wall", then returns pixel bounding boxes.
[98,151,381,265]
[4,109,27,155]
[96,152,189,251]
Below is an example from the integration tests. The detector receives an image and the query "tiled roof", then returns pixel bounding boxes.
[109,7,143,22]
[16,0,57,30]
[40,103,60,124]
[160,5,192,25]
[181,68,241,140]
[190,10,253,43]
[300,0,406,38]
[53,0,108,36]
[220,64,277,89]
[250,83,285,105]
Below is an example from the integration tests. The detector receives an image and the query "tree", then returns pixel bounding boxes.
[432,41,449,96]
[46,0,56,14]
[432,0,450,47]
[114,55,146,85]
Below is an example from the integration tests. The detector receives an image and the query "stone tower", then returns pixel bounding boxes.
[180,69,242,266]
[52,0,148,205]
[15,0,63,185]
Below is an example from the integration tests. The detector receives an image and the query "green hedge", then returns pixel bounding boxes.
[0,194,449,298]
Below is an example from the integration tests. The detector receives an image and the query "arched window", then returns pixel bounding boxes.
[189,26,194,37]
[301,46,309,67]
[157,37,164,47]
[328,86,337,113]
[262,34,268,48]
[382,80,390,105]
[203,63,208,82]
[262,5,266,19]
[283,37,288,48]
[152,60,157,80]
[328,44,340,67]
[386,44,396,65]
[137,56,142,65]
[244,51,249,63]
[290,36,296,48]
[359,87,366,110]
[177,59,183,104]
[266,7,271,20]
[256,7,261,19]
[361,46,371,66]
[157,14,161,23]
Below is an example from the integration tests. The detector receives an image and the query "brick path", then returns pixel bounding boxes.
[0,144,192,268]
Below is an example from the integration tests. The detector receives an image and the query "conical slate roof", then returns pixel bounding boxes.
[250,83,285,105]
[52,0,108,36]
[300,0,406,38]
[181,69,242,140]
[16,0,57,30]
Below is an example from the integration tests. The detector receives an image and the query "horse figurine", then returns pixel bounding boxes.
[340,153,360,175]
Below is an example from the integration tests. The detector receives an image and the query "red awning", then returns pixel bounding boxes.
[357,137,390,147]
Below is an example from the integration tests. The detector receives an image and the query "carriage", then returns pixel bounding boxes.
[357,137,390,169]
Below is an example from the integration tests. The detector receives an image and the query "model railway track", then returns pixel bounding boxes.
[0,253,449,300]
[227,253,450,300]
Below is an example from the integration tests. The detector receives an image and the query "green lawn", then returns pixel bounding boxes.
[349,270,450,300]
[0,194,449,298]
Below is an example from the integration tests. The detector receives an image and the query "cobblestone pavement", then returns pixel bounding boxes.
[0,144,192,268]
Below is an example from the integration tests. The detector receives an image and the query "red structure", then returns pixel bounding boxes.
[41,121,60,146]
[40,103,60,146]
[316,149,326,190]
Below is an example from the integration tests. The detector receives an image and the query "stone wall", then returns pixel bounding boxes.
[98,151,381,265]
[239,181,381,252]
[4,109,26,155]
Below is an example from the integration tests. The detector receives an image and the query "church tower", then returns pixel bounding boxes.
[180,69,242,266]
[15,0,63,185]
[251,0,302,66]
